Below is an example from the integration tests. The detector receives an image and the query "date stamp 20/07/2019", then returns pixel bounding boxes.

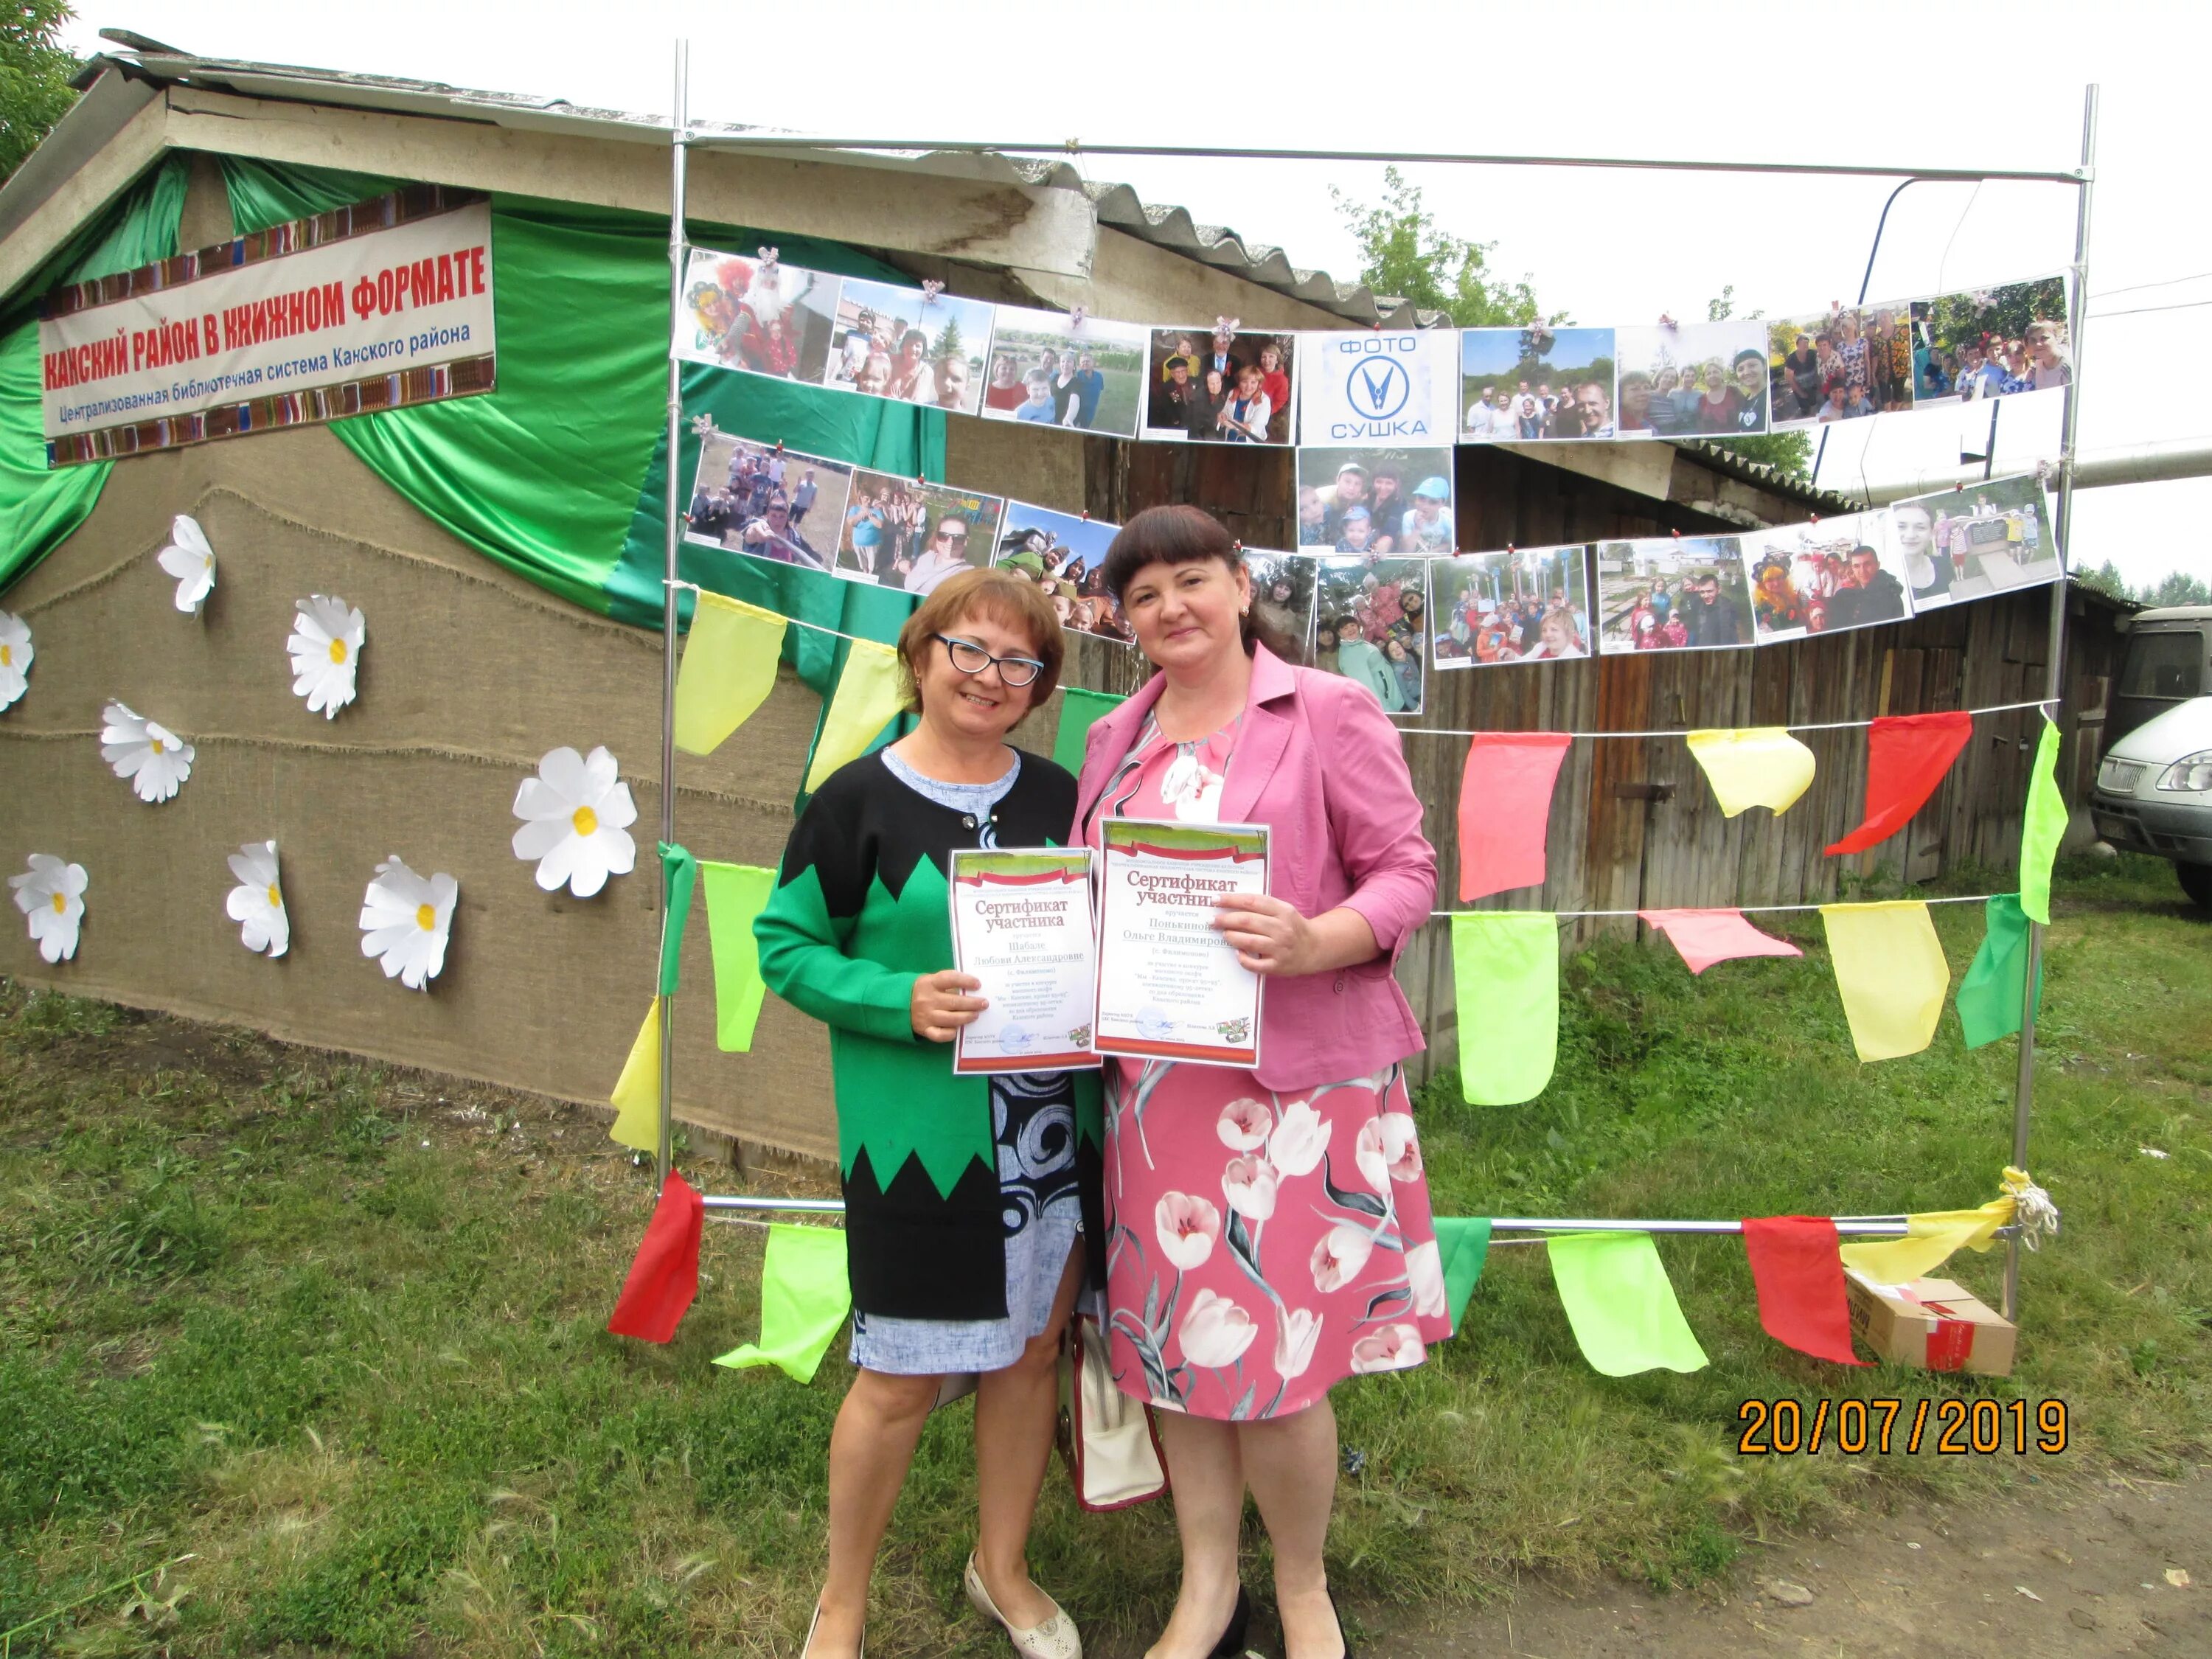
[1736,1397,2069,1456]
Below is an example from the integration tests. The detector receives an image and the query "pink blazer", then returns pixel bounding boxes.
[1075,642,1437,1091]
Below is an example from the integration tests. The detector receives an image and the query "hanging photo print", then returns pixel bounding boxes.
[675,249,838,383]
[1295,447,1455,555]
[686,431,851,574]
[1141,325,1295,444]
[1742,512,1913,643]
[1613,321,1770,439]
[992,504,1128,643]
[1910,277,2071,403]
[1767,304,1916,428]
[1241,549,1319,665]
[837,471,1006,594]
[1298,330,1459,446]
[1313,555,1430,715]
[979,305,1149,437]
[1887,475,2058,608]
[1595,538,1753,655]
[1432,546,1593,669]
[1458,327,1618,442]
[823,276,993,416]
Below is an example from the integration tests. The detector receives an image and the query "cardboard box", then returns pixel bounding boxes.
[1844,1271,2017,1376]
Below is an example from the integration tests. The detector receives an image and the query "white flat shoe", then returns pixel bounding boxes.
[965,1552,1082,1659]
[801,1602,863,1658]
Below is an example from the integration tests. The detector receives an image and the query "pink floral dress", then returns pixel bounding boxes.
[1088,714,1452,1420]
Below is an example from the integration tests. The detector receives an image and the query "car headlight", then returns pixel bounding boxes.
[2155,750,2212,792]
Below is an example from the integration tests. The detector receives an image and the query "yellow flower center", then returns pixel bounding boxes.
[150,737,164,754]
[416,902,437,931]
[0,644,11,666]
[571,804,599,837]
[50,892,66,914]
[267,884,283,908]
[328,638,348,664]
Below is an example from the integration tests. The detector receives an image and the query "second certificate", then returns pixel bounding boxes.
[948,847,1100,1074]
[1094,819,1268,1068]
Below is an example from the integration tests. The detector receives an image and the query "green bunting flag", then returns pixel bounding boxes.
[1955,894,2043,1049]
[2019,716,2066,925]
[1546,1231,1709,1377]
[1053,686,1125,773]
[714,1223,852,1384]
[1449,912,1559,1105]
[657,842,698,998]
[1433,1217,1492,1336]
[701,860,776,1052]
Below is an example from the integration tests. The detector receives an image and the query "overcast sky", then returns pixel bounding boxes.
[69,0,2212,594]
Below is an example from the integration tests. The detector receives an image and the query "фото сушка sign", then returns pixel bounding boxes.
[38,186,496,464]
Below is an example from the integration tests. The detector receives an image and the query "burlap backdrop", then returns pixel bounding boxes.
[0,423,1068,1162]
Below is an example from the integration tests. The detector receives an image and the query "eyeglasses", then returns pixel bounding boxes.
[936,633,1044,687]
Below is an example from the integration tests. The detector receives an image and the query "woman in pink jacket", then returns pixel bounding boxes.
[1076,506,1444,1659]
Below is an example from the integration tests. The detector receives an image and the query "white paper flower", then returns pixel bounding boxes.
[287,595,366,718]
[100,700,195,803]
[10,853,87,962]
[358,855,456,990]
[226,840,289,958]
[510,745,638,897]
[0,611,31,711]
[156,515,215,613]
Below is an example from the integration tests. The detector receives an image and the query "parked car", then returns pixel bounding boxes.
[2110,605,2211,745]
[2090,694,2212,908]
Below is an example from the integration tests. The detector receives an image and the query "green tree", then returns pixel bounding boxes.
[933,315,964,364]
[1330,166,1551,327]
[2145,568,2212,608]
[2075,559,2132,602]
[1,1,80,184]
[1702,287,1814,479]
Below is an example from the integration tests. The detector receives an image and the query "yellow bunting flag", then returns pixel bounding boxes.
[1685,727,1818,818]
[1819,901,1950,1062]
[672,591,786,756]
[804,639,905,792]
[608,998,663,1151]
[1839,1193,2014,1285]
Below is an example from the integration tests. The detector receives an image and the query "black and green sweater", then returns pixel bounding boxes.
[753,751,1105,1321]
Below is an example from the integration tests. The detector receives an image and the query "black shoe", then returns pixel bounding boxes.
[1206,1587,1252,1659]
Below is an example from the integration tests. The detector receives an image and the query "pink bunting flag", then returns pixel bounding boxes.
[1638,908,1804,975]
[1458,733,1573,902]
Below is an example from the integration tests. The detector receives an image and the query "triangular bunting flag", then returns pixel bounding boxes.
[607,1171,705,1343]
[1638,908,1803,975]
[805,639,905,791]
[1819,901,1950,1061]
[2019,716,2066,925]
[1546,1231,1709,1376]
[1955,894,2042,1049]
[1433,1217,1492,1337]
[1456,733,1573,901]
[673,590,786,756]
[608,998,663,1152]
[1685,728,1817,818]
[715,1222,852,1383]
[1741,1216,1865,1366]
[1449,911,1558,1105]
[701,860,776,1052]
[1826,711,1973,855]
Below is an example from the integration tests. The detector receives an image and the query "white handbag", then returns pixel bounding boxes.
[1064,1314,1168,1511]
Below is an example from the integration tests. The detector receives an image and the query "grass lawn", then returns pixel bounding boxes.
[1,855,2207,1656]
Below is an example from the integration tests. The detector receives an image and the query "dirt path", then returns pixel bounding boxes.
[1361,1469,2208,1658]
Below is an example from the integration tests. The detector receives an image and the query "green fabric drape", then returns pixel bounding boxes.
[217,156,939,627]
[0,155,192,595]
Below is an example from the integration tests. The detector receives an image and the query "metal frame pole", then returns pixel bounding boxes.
[2003,83,2096,1322]
[654,39,690,1191]
[1812,177,1924,491]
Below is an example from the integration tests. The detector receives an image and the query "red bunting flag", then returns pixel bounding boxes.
[1826,712,1974,857]
[1458,732,1573,901]
[1638,908,1803,975]
[1740,1215,1865,1366]
[607,1170,705,1343]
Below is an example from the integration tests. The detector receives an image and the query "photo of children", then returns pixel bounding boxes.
[1431,546,1593,669]
[836,470,1005,594]
[1594,538,1753,655]
[978,307,1150,438]
[1142,325,1297,445]
[1766,303,1916,428]
[1909,279,2072,403]
[1613,321,1771,439]
[991,504,1130,643]
[1294,447,1456,554]
[1887,474,2057,608]
[1241,549,1319,665]
[684,432,852,573]
[1739,511,1911,644]
[823,277,993,417]
[675,249,838,383]
[1459,326,1618,441]
[1312,554,1431,714]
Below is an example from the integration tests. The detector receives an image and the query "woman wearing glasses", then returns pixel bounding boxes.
[756,568,1100,1659]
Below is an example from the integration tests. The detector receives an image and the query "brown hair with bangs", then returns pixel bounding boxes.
[896,566,1064,717]
[1102,504,1285,663]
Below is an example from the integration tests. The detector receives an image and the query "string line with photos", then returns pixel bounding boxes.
[676,240,2079,453]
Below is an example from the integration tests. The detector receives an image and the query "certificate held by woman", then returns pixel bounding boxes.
[1094,818,1268,1067]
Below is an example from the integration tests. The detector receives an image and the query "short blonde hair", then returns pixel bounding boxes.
[897,566,1065,716]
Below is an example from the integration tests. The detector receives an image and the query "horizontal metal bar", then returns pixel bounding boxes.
[701,1194,844,1214]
